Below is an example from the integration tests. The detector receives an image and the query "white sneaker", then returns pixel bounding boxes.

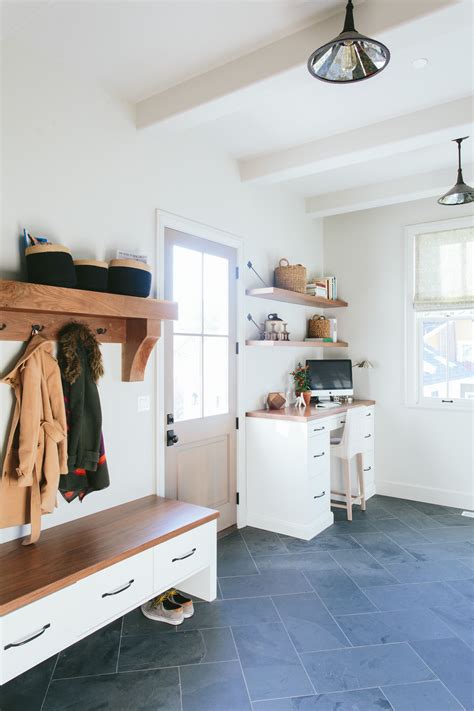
[141,596,184,625]
[169,590,194,618]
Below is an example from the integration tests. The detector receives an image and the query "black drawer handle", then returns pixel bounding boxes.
[364,434,372,439]
[364,466,372,472]
[313,491,326,499]
[102,579,134,598]
[313,452,325,458]
[442,399,454,403]
[4,623,51,650]
[313,426,325,431]
[366,413,372,417]
[340,420,345,424]
[172,547,196,562]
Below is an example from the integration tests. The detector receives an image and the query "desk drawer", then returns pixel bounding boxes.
[308,479,330,519]
[308,422,330,438]
[0,586,76,684]
[154,523,213,594]
[308,433,330,477]
[361,418,374,451]
[77,550,153,631]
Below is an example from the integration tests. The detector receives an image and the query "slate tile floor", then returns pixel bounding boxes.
[1,495,474,711]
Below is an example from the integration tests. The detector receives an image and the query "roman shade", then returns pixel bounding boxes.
[414,226,474,310]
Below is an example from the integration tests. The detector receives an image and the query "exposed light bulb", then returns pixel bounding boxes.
[341,41,357,72]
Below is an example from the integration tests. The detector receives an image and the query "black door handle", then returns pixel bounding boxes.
[4,624,51,650]
[167,430,179,446]
[172,548,197,562]
[102,579,134,598]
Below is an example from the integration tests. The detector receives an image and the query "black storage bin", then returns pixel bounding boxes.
[108,259,152,298]
[74,260,108,292]
[25,245,76,288]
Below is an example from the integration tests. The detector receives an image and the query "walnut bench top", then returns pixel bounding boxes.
[0,496,218,615]
[246,399,376,423]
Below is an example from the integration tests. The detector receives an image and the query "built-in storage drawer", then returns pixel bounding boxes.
[308,421,330,438]
[154,522,213,594]
[308,432,330,478]
[77,549,154,631]
[362,450,375,488]
[0,585,76,684]
[361,416,375,451]
[308,478,330,519]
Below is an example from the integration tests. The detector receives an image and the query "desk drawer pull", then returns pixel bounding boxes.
[102,579,134,598]
[172,547,196,562]
[4,624,51,650]
[313,426,325,432]
[364,466,372,472]
[313,452,325,458]
[339,420,345,424]
[364,434,372,439]
[366,413,372,417]
[313,491,326,499]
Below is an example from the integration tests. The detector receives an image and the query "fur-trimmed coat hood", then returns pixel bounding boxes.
[57,322,104,385]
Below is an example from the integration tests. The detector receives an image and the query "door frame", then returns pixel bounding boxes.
[155,209,247,528]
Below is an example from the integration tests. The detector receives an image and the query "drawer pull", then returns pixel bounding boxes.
[340,420,345,424]
[364,434,372,439]
[102,579,134,598]
[366,412,372,417]
[4,623,51,650]
[313,452,325,458]
[364,466,372,472]
[313,491,326,499]
[313,426,325,431]
[172,547,197,562]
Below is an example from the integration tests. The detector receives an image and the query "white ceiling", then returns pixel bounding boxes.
[2,0,473,212]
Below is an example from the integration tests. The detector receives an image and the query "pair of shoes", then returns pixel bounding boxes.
[141,589,194,626]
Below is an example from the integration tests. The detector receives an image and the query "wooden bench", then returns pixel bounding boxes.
[0,496,219,684]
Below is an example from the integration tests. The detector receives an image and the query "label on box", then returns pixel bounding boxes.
[116,250,148,264]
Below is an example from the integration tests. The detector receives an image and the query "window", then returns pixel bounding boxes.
[406,217,474,409]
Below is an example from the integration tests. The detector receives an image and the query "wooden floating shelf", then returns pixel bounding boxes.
[246,340,348,348]
[0,280,178,382]
[246,287,348,308]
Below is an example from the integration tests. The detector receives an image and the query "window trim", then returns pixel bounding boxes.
[404,215,474,412]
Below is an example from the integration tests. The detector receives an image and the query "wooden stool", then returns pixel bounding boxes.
[330,410,366,521]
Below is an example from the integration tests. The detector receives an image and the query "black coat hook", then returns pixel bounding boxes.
[31,324,44,334]
[0,323,6,331]
[96,327,107,335]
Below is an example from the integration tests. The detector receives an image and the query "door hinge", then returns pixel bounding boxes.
[235,266,240,280]
[236,492,240,505]
[235,417,239,430]
[235,341,239,355]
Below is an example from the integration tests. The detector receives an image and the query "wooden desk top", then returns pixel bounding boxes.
[246,399,375,423]
[0,496,219,615]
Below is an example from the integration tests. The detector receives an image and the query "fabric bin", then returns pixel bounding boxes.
[25,244,76,288]
[74,260,108,292]
[108,259,152,298]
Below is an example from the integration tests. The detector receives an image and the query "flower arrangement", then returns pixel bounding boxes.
[290,362,311,394]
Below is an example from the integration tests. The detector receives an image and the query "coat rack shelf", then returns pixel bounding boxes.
[0,280,178,382]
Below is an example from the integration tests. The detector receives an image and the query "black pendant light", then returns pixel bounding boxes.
[438,137,474,205]
[307,0,390,83]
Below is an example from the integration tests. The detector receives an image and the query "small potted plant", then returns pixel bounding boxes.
[290,362,312,407]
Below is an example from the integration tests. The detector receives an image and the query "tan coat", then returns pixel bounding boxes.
[0,335,68,545]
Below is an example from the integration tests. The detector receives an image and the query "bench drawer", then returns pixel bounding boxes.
[77,549,154,631]
[154,522,214,594]
[0,586,76,684]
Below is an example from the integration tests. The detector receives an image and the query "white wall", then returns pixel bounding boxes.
[0,40,323,541]
[324,199,474,510]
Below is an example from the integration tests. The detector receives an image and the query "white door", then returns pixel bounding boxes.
[164,228,237,531]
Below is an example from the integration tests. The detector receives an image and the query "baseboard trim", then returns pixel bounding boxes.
[247,511,334,540]
[376,480,473,511]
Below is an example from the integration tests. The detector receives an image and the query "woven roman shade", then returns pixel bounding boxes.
[414,226,474,310]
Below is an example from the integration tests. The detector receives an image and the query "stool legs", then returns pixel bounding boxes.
[342,459,352,521]
[356,452,366,511]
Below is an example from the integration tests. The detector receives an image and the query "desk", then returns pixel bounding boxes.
[245,400,375,540]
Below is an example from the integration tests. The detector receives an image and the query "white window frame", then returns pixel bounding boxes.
[405,215,474,412]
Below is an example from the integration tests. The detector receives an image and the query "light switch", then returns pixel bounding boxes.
[137,395,150,412]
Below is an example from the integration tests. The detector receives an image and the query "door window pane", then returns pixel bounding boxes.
[203,337,229,416]
[173,246,202,334]
[174,335,202,421]
[203,253,229,335]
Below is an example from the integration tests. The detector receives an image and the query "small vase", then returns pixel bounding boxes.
[302,391,312,406]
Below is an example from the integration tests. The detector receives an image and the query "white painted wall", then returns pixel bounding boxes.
[0,41,323,541]
[324,199,474,510]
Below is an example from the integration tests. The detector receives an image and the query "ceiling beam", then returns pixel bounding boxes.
[136,0,458,131]
[305,163,474,217]
[239,96,473,184]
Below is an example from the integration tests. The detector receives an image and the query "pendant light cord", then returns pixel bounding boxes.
[342,0,356,33]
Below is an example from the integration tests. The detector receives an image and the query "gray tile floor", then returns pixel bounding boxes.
[1,495,473,710]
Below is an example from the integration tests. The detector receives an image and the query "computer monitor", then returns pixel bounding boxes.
[306,359,353,399]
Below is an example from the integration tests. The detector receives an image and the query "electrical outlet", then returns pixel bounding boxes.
[137,395,150,412]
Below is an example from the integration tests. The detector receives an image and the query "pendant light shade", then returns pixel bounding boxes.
[438,137,474,205]
[308,0,390,83]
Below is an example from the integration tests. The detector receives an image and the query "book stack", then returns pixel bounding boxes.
[306,276,337,300]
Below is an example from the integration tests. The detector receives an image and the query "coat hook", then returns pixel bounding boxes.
[31,324,44,334]
[0,323,6,331]
[96,327,107,335]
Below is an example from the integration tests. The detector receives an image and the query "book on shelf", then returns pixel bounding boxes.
[308,276,337,300]
[305,337,334,342]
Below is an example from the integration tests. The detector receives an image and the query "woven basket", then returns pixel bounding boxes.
[274,258,307,294]
[308,314,330,338]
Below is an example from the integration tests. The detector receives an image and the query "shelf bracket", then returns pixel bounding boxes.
[122,318,161,382]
